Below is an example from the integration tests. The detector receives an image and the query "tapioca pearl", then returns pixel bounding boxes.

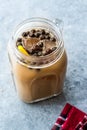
[27,49,35,55]
[35,32,40,38]
[52,47,57,51]
[17,38,22,42]
[30,62,37,65]
[29,32,35,37]
[28,67,33,70]
[50,37,56,42]
[39,35,45,40]
[16,38,23,46]
[45,48,53,55]
[41,29,46,35]
[31,29,36,33]
[45,35,50,40]
[36,68,41,71]
[22,32,29,37]
[16,42,23,47]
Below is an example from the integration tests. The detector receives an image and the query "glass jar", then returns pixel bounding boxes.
[8,18,67,103]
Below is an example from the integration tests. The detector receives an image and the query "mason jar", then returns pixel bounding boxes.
[8,18,67,103]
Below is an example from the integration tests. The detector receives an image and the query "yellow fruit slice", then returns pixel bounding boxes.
[18,45,29,56]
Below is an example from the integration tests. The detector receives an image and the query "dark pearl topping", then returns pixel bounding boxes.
[41,29,45,34]
[28,67,33,70]
[36,69,40,71]
[52,47,57,51]
[35,32,41,38]
[22,32,28,37]
[45,35,50,40]
[29,32,35,37]
[16,38,23,46]
[17,38,22,42]
[31,29,36,33]
[45,48,53,55]
[16,42,22,46]
[30,62,37,65]
[17,28,57,58]
[37,42,43,47]
[50,37,56,42]
[39,35,45,40]
[27,49,35,55]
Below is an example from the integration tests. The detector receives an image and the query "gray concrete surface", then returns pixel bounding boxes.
[0,0,87,130]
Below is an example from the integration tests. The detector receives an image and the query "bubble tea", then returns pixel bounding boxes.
[8,18,67,103]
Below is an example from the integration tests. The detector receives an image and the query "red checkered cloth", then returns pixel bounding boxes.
[51,103,87,130]
[75,115,87,130]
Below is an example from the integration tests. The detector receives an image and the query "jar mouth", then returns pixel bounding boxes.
[11,17,64,68]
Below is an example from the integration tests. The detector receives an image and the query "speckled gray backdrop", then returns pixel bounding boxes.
[0,0,87,130]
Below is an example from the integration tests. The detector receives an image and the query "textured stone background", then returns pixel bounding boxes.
[0,0,87,130]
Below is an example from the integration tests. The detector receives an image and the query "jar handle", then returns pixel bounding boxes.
[53,19,63,34]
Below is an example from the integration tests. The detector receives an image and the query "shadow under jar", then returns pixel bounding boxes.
[8,18,67,103]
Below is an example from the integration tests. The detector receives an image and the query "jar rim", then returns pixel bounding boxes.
[10,17,64,68]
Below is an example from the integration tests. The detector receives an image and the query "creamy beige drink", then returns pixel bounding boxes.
[8,18,67,103]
